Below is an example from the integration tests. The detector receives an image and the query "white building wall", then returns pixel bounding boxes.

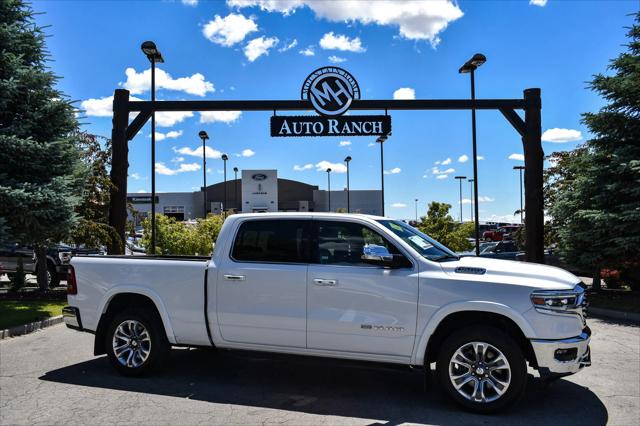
[241,170,278,212]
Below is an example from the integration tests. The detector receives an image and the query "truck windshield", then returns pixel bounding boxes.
[376,220,459,262]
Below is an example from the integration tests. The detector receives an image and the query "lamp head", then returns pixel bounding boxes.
[326,168,332,173]
[198,130,209,140]
[141,41,164,63]
[221,154,228,161]
[344,156,352,163]
[233,167,238,172]
[455,175,467,180]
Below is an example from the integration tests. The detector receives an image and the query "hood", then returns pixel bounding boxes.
[440,255,580,291]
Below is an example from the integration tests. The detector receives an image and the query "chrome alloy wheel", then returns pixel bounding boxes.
[449,341,511,403]
[112,320,152,368]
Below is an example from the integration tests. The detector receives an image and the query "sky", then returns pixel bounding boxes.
[33,0,637,222]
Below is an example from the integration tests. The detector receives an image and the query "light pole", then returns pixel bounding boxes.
[514,165,525,224]
[326,168,332,212]
[233,167,239,211]
[459,53,486,256]
[468,178,474,222]
[198,130,209,217]
[344,156,352,213]
[221,154,228,213]
[376,134,388,216]
[141,41,164,254]
[415,198,419,222]
[455,175,467,223]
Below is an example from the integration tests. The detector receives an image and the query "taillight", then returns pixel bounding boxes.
[67,265,77,295]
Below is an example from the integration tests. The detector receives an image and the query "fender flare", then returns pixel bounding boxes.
[410,301,535,366]
[97,285,177,344]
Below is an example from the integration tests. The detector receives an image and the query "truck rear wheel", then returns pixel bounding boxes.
[105,309,169,377]
[436,326,526,413]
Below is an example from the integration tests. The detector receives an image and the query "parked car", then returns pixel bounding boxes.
[482,225,521,242]
[64,213,590,413]
[0,243,102,287]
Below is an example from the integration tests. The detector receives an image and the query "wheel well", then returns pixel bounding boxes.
[424,311,536,367]
[94,293,163,356]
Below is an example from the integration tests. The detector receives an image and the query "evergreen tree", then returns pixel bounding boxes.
[0,0,83,290]
[548,13,640,289]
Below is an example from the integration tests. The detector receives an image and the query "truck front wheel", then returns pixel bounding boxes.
[105,309,169,377]
[436,326,526,413]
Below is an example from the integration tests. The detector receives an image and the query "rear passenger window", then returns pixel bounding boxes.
[232,220,311,263]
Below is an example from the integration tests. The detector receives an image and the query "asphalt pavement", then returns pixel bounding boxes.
[1,318,638,425]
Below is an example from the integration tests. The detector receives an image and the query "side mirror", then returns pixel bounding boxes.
[361,244,409,268]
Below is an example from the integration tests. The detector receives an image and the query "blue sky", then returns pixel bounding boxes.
[34,0,637,221]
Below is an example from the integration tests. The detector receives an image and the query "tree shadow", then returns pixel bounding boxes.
[40,348,607,425]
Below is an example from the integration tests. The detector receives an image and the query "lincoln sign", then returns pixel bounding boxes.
[270,67,392,137]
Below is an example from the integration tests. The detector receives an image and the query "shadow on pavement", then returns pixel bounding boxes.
[40,348,607,425]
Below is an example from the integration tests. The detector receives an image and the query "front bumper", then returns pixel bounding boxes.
[62,306,83,331]
[531,327,591,376]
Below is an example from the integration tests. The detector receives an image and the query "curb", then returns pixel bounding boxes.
[0,315,64,340]
[588,307,640,323]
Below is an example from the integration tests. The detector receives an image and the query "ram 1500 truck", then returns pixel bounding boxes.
[64,213,590,413]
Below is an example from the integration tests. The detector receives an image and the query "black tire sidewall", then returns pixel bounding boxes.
[436,326,527,413]
[47,264,60,287]
[105,309,169,377]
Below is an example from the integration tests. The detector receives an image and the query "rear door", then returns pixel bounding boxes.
[306,219,419,357]
[216,219,311,348]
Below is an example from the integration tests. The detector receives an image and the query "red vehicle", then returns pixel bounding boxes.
[482,225,521,242]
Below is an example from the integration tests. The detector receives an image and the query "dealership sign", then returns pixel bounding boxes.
[270,67,391,137]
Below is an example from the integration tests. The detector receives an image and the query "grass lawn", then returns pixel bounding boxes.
[0,300,67,330]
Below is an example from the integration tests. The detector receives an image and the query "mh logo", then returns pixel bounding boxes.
[301,67,360,116]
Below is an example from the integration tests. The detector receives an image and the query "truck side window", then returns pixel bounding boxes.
[231,220,311,264]
[315,221,400,266]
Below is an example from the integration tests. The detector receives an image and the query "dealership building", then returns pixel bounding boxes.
[127,169,382,222]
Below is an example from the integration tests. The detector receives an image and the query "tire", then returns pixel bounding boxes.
[105,309,170,377]
[47,263,60,288]
[436,326,526,413]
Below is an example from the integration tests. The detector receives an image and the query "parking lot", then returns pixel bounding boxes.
[1,318,638,425]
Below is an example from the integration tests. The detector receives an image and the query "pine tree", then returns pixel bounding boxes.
[0,0,83,290]
[548,13,640,290]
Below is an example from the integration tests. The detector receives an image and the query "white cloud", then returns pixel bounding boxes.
[182,0,198,6]
[241,148,255,157]
[393,87,415,100]
[458,154,469,163]
[155,162,201,176]
[299,46,315,56]
[319,32,365,52]
[153,130,183,141]
[441,157,452,165]
[81,95,118,117]
[391,203,407,208]
[278,39,298,52]
[202,13,258,47]
[121,67,214,96]
[529,0,547,6]
[367,142,375,147]
[508,153,525,161]
[432,166,455,175]
[130,173,142,180]
[137,189,146,193]
[156,111,194,127]
[315,160,347,173]
[460,196,494,204]
[328,55,347,63]
[436,174,448,180]
[293,163,314,171]
[477,155,485,160]
[174,145,223,159]
[171,156,185,163]
[229,0,463,46]
[541,128,582,143]
[384,167,401,175]
[244,36,279,62]
[199,111,242,123]
[339,140,351,147]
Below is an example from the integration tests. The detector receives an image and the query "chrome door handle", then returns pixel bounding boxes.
[224,274,245,281]
[313,278,337,286]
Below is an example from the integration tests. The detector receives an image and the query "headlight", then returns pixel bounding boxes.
[530,285,587,315]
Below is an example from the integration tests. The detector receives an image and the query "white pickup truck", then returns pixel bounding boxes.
[64,213,590,413]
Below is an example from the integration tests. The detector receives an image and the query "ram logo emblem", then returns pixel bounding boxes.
[361,324,405,332]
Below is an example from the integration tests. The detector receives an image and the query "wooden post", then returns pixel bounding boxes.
[522,88,544,263]
[108,89,130,254]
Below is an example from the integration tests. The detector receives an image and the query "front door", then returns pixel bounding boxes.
[307,219,419,357]
[216,219,311,348]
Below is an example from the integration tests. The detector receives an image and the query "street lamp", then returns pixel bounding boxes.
[459,52,486,255]
[326,168,332,211]
[344,156,352,213]
[233,167,239,211]
[513,165,525,224]
[376,134,388,216]
[455,175,467,223]
[468,178,475,222]
[221,154,228,213]
[141,41,164,254]
[198,130,209,217]
[415,198,419,222]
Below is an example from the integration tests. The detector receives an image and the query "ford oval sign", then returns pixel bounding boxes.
[301,67,360,117]
[252,173,267,181]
